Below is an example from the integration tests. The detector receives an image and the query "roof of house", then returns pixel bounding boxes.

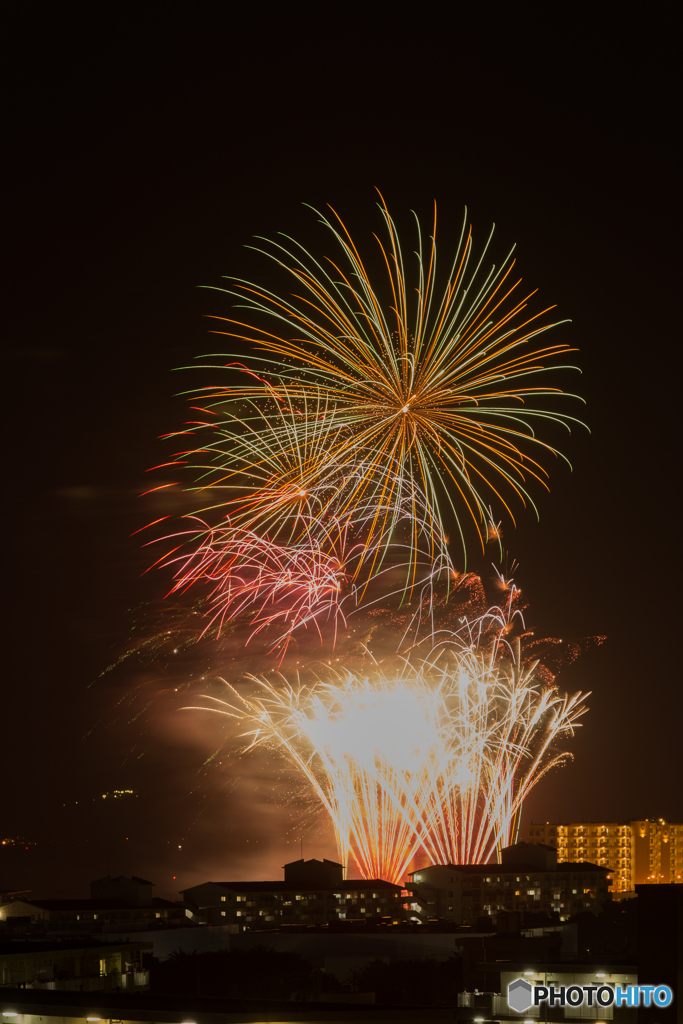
[181,879,401,894]
[408,861,610,877]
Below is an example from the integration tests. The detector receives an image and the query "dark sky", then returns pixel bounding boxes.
[4,7,680,900]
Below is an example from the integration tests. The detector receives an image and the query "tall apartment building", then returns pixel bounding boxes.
[526,818,683,893]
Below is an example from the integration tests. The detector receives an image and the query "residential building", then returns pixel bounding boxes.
[406,842,611,924]
[526,818,683,892]
[181,857,404,929]
[0,939,151,991]
[0,876,184,932]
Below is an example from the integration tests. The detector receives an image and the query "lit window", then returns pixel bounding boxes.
[221,896,226,902]
[220,911,226,917]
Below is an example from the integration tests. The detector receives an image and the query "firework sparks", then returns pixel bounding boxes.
[147,198,585,645]
[150,387,455,647]
[138,199,596,879]
[186,194,584,571]
[160,519,349,651]
[185,586,589,883]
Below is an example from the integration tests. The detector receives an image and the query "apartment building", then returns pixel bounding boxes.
[526,818,683,892]
[406,842,611,924]
[0,875,184,931]
[181,858,404,929]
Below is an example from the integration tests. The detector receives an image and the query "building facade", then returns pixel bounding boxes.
[406,843,611,924]
[526,818,683,892]
[0,940,151,991]
[181,858,403,929]
[0,897,182,929]
[0,877,184,932]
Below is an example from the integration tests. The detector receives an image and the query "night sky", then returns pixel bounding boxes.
[5,8,680,901]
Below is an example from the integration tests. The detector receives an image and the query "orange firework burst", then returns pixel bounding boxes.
[185,586,589,883]
[189,193,585,571]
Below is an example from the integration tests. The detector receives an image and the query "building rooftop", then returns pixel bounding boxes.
[181,879,400,893]
[409,861,610,877]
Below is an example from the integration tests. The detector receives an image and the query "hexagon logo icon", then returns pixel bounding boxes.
[508,978,533,1013]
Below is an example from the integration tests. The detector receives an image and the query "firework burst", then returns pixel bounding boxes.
[185,194,584,570]
[134,198,597,879]
[185,585,590,883]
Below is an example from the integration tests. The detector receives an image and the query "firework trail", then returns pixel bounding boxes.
[183,583,590,883]
[160,521,349,651]
[150,388,455,649]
